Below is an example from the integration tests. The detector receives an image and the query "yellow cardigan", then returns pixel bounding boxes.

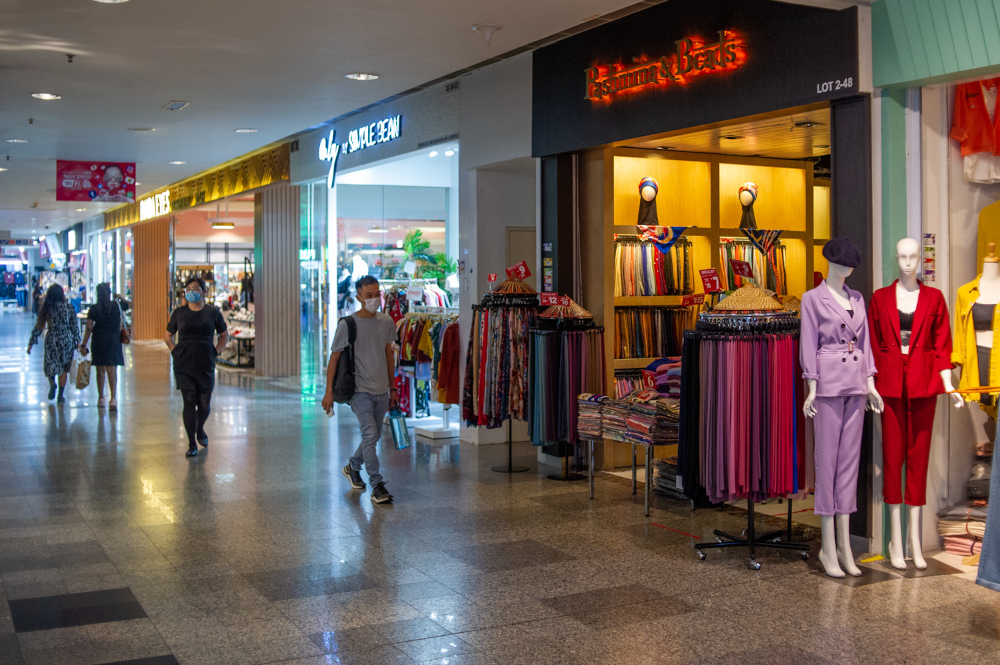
[953,276,1000,418]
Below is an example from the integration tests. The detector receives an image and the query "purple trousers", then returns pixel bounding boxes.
[813,395,865,516]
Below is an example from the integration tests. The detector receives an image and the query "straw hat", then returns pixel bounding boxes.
[540,297,593,319]
[781,296,802,313]
[495,277,537,295]
[714,284,783,311]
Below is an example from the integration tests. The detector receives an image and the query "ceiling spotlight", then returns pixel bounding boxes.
[720,135,744,140]
[235,128,258,133]
[429,151,439,157]
[345,73,379,81]
[816,144,831,149]
[127,128,155,132]
[75,208,86,212]
[5,139,27,143]
[92,0,130,3]
[444,149,455,157]
[32,93,61,100]
[0,168,7,172]
[794,121,823,129]
[168,161,186,165]
[471,23,502,45]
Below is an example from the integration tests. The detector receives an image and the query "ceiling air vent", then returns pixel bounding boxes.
[164,101,190,111]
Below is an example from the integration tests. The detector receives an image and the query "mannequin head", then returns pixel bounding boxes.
[738,181,758,207]
[828,262,854,280]
[639,176,658,202]
[896,238,920,278]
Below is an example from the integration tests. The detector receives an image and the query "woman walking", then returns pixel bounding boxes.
[79,283,129,410]
[164,276,228,457]
[27,284,81,403]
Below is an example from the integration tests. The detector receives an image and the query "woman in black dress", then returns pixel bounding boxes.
[164,276,229,457]
[27,284,81,403]
[79,283,129,410]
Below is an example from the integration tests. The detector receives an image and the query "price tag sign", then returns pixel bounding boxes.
[699,268,722,293]
[559,296,571,306]
[539,293,560,306]
[406,286,424,301]
[403,260,416,275]
[729,259,753,279]
[682,294,706,307]
[488,273,497,283]
[505,260,532,280]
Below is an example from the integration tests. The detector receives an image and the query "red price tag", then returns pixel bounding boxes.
[506,260,531,280]
[729,259,753,278]
[699,268,722,293]
[559,296,571,306]
[682,294,706,307]
[539,294,560,306]
[488,273,498,282]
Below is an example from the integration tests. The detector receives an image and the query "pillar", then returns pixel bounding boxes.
[130,218,170,340]
[254,182,301,377]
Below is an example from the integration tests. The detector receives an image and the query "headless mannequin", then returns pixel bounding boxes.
[803,262,884,578]
[887,239,963,570]
[977,245,1000,348]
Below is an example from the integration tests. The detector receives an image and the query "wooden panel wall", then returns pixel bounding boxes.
[131,218,171,340]
[254,183,301,377]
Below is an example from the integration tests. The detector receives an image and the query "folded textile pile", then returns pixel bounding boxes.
[653,457,685,500]
[644,357,681,399]
[577,393,607,439]
[624,389,679,446]
[602,398,629,442]
[938,501,987,556]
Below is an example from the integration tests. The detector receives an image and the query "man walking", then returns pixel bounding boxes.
[322,275,399,504]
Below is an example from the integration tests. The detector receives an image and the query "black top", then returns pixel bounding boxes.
[167,305,227,380]
[87,301,130,366]
[973,303,996,332]
[899,309,914,348]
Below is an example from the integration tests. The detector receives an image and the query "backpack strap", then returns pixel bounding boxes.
[345,316,357,347]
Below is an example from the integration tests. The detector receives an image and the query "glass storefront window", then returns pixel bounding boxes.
[301,181,329,395]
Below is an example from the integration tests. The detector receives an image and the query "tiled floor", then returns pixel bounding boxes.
[1,310,999,665]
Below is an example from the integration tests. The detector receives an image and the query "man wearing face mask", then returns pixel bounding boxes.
[323,275,399,504]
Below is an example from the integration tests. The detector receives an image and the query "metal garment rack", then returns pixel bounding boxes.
[692,310,809,569]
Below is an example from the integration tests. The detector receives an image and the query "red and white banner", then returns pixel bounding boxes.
[729,259,753,279]
[682,294,706,307]
[505,260,532,280]
[56,160,136,202]
[699,268,722,293]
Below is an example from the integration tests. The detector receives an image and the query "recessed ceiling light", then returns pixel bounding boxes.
[794,121,823,129]
[163,101,190,111]
[135,182,142,186]
[92,0,130,3]
[75,208,86,212]
[0,168,7,172]
[444,149,455,157]
[656,146,675,150]
[429,151,439,158]
[168,161,186,165]
[720,135,744,140]
[127,127,155,132]
[32,93,61,100]
[234,128,258,133]
[368,228,386,233]
[816,144,831,149]
[5,139,27,143]
[345,73,379,81]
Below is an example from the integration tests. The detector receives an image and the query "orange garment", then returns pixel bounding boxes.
[951,79,1000,157]
[436,323,461,404]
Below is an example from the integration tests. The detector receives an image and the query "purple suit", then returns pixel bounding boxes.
[800,283,876,516]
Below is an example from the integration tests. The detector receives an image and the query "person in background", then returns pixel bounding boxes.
[31,278,42,315]
[79,283,129,410]
[165,276,229,458]
[27,284,81,403]
[322,275,398,504]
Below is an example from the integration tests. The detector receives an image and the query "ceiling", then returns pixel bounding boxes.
[633,106,832,160]
[337,142,458,188]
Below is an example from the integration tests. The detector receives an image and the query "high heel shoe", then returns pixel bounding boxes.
[97,397,107,409]
[109,398,117,412]
[185,446,198,458]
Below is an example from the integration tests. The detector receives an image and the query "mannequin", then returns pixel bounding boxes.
[738,181,758,230]
[800,238,882,578]
[953,243,1000,419]
[869,238,962,571]
[637,177,659,225]
[977,246,1000,349]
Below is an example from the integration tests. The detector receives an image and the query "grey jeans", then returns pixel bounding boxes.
[349,392,389,487]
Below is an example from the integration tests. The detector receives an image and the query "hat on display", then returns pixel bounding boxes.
[822,237,863,268]
[738,181,758,204]
[714,284,783,311]
[638,177,658,195]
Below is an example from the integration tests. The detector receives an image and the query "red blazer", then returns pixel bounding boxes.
[868,281,953,399]
[951,79,1000,157]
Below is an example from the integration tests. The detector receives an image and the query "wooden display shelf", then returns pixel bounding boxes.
[614,357,660,369]
[614,295,695,306]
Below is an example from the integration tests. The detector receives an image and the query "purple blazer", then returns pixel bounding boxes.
[800,283,877,397]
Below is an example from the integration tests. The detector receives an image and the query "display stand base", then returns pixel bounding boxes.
[405,416,442,428]
[415,424,459,439]
[491,420,530,474]
[695,500,809,570]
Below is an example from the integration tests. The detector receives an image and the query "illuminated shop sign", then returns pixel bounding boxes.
[0,239,37,246]
[584,31,745,101]
[139,189,171,221]
[319,115,402,188]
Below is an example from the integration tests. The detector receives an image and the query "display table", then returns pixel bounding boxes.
[220,330,255,368]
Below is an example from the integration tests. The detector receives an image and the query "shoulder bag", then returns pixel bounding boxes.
[118,302,131,345]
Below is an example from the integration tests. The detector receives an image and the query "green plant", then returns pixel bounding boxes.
[402,230,434,265]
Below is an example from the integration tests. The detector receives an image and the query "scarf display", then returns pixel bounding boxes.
[614,307,698,359]
[614,237,693,296]
[719,238,788,294]
[614,369,654,398]
[528,326,606,445]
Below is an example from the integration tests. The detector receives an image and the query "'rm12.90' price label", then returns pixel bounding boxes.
[817,77,853,94]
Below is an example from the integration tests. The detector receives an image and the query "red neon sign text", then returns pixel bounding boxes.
[585,30,746,102]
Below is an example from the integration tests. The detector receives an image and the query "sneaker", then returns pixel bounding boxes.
[370,483,393,504]
[342,465,365,490]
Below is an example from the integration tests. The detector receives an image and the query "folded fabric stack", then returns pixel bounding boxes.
[624,389,679,447]
[653,457,685,500]
[602,398,629,442]
[644,357,682,399]
[577,393,607,440]
[937,501,987,556]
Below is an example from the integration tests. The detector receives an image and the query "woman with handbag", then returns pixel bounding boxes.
[165,276,229,457]
[27,283,81,403]
[79,283,129,410]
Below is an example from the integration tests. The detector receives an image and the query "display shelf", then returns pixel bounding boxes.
[614,357,660,369]
[614,295,693,307]
[612,225,713,236]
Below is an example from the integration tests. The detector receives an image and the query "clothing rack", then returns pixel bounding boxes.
[685,310,810,569]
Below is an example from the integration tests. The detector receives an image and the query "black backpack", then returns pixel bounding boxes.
[332,316,357,404]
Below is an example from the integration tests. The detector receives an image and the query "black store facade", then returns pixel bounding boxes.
[533,0,875,542]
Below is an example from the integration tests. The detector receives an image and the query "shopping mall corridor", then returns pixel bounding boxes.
[0,311,996,665]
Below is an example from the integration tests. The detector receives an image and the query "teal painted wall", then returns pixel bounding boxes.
[874,0,1000,89]
[881,88,908,287]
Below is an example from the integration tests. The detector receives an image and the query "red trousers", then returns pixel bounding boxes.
[881,358,937,505]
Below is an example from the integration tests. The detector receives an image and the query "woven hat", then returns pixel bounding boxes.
[540,297,592,319]
[781,296,802,313]
[495,277,537,295]
[714,284,783,311]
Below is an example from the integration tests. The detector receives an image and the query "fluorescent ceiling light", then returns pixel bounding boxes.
[0,168,8,172]
[428,151,438,157]
[445,149,455,156]
[345,73,379,81]
[5,139,27,143]
[211,221,235,229]
[32,93,61,100]
[75,208,86,212]
[368,228,386,233]
[167,161,186,165]
[235,128,258,133]
[418,227,445,233]
[93,0,130,3]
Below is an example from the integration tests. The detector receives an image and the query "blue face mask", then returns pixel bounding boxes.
[185,291,203,303]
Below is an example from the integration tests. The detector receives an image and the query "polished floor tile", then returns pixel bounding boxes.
[1,311,998,665]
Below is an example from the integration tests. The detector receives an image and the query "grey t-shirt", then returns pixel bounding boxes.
[331,312,398,395]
